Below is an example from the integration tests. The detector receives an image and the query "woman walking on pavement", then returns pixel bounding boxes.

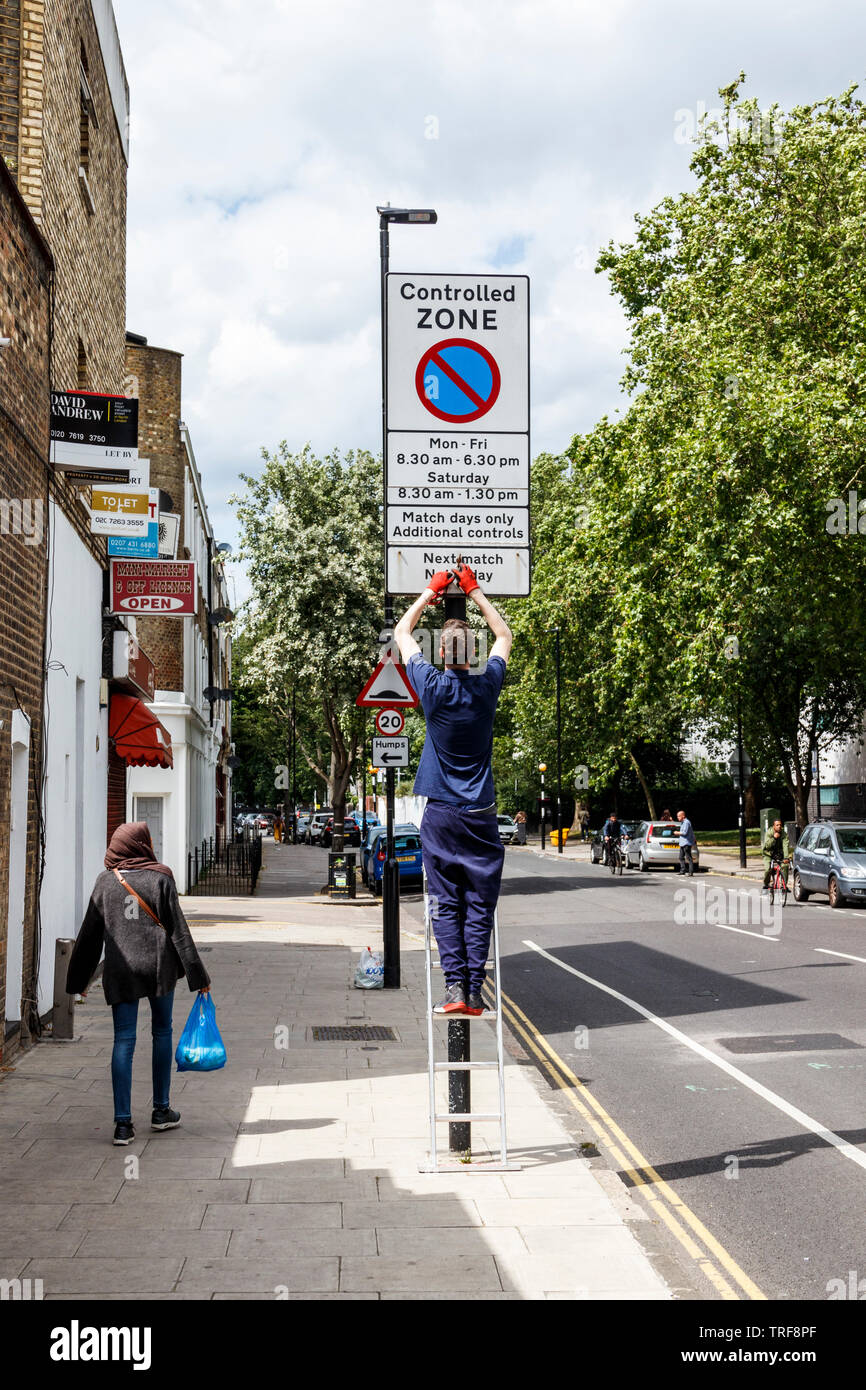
[66,822,212,1146]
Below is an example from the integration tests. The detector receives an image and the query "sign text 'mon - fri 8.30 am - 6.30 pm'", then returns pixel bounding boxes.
[385,273,530,597]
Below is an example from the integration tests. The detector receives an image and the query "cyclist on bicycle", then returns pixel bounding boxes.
[602,812,622,866]
[762,819,791,890]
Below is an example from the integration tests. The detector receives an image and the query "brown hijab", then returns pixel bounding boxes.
[105,822,174,878]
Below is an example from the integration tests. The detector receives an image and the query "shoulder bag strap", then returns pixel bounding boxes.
[113,867,167,932]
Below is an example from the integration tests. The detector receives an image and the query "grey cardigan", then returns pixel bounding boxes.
[66,868,211,1006]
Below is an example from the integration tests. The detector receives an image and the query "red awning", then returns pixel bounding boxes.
[109,694,173,769]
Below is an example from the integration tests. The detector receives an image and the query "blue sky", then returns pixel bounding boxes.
[112,0,866,599]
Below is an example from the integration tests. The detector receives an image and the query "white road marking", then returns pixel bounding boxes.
[523,938,866,1176]
[705,923,779,942]
[814,947,866,965]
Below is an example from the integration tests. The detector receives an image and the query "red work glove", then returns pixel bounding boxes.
[426,571,453,596]
[453,562,480,595]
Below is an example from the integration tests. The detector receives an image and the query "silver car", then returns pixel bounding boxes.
[793,821,866,907]
[625,820,700,872]
[497,815,518,845]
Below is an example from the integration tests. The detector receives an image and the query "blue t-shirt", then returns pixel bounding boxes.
[679,817,696,846]
[408,653,506,808]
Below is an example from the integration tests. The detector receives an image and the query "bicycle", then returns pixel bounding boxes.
[607,839,624,876]
[767,858,790,907]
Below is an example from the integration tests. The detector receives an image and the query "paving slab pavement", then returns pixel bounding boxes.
[0,841,671,1300]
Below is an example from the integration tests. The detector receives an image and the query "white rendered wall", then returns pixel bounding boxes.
[39,504,108,1014]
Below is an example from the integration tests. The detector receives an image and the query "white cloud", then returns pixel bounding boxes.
[112,0,866,563]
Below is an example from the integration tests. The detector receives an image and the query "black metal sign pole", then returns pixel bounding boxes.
[444,585,470,1153]
[379,212,401,989]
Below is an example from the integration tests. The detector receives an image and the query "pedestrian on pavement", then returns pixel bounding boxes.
[273,813,283,843]
[395,563,512,1017]
[515,809,527,845]
[580,809,590,842]
[762,818,791,891]
[66,822,212,1147]
[677,809,697,875]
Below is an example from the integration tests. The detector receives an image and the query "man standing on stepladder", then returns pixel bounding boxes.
[394,562,512,1017]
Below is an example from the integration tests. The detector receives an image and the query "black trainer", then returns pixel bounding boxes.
[113,1121,135,1146]
[151,1106,181,1131]
[433,983,467,1014]
[465,992,486,1016]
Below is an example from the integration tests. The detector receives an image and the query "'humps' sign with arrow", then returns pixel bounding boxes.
[372,736,410,768]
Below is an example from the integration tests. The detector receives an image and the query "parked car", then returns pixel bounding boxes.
[623,820,700,872]
[295,813,310,838]
[793,820,866,907]
[321,815,362,848]
[362,823,419,886]
[497,814,518,845]
[361,824,385,884]
[589,822,637,864]
[305,812,332,845]
[367,824,423,896]
[256,813,275,831]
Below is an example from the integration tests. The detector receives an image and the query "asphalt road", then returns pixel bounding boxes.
[489,848,866,1301]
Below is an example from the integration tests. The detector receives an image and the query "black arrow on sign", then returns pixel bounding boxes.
[380,751,404,763]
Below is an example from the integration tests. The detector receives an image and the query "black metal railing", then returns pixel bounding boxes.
[187,825,262,895]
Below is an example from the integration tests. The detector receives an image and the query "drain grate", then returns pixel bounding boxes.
[312,1025,397,1042]
[719,1033,862,1054]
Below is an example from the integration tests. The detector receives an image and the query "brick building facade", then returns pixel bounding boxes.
[122,336,233,889]
[0,0,129,1051]
[0,159,52,1053]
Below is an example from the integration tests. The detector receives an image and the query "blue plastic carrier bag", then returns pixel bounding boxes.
[175,992,227,1072]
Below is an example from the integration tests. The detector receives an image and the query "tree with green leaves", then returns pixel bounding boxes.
[505,80,866,828]
[593,78,866,825]
[232,444,383,848]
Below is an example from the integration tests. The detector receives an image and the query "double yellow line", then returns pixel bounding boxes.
[485,982,766,1302]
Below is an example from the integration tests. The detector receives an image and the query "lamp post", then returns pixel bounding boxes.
[539,763,547,851]
[724,638,748,869]
[549,627,563,853]
[377,203,437,992]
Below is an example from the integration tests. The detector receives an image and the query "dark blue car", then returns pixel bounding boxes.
[365,823,423,896]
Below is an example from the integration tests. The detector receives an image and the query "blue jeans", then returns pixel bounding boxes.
[111,993,174,1123]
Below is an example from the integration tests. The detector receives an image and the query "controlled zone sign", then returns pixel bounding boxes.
[385,273,529,596]
[355,658,418,708]
[371,736,410,768]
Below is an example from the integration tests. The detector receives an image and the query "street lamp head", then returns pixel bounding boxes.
[377,206,437,225]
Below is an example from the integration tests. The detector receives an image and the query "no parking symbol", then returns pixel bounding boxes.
[415,338,501,424]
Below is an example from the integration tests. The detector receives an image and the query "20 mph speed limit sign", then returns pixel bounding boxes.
[375,708,405,735]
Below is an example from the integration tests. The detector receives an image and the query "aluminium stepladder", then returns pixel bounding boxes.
[419,879,520,1173]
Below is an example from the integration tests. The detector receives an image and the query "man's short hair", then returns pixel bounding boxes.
[441,618,474,667]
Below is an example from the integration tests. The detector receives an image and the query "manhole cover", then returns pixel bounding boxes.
[718,1033,862,1054]
[311,1026,397,1042]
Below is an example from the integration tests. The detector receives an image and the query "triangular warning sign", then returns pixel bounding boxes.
[355,659,418,708]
